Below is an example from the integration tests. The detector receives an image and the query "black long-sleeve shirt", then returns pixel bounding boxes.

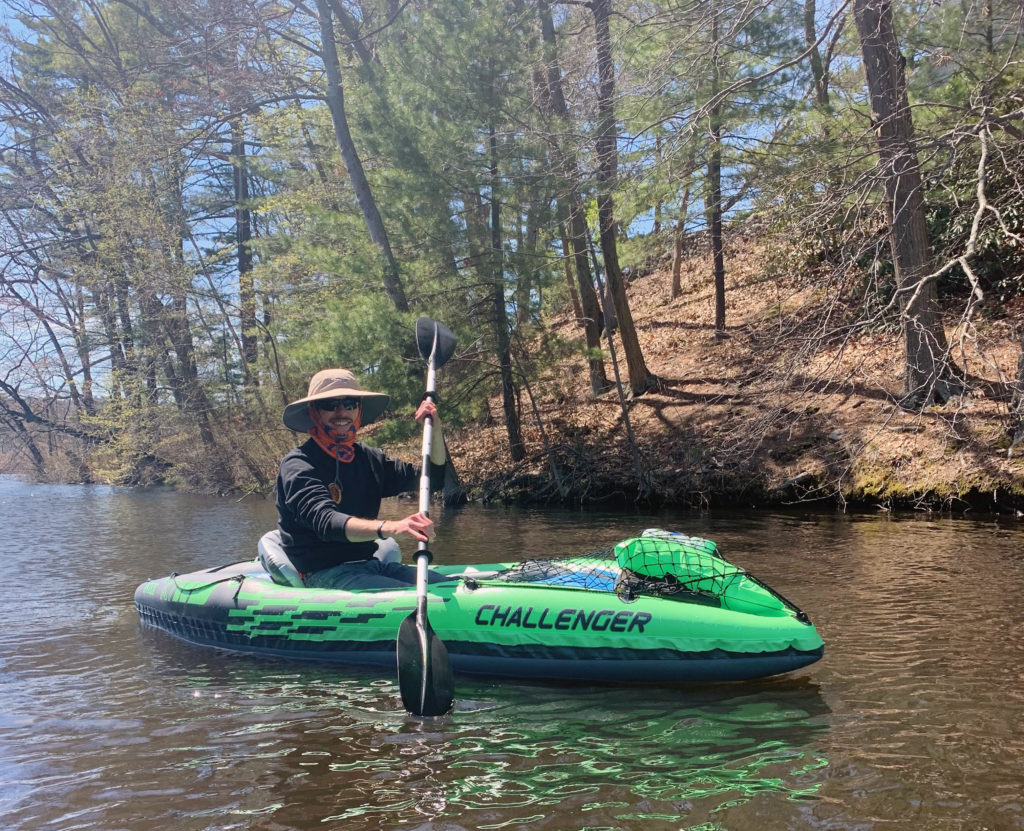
[275,438,445,575]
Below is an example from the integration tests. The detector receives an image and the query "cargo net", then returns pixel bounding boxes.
[498,529,746,603]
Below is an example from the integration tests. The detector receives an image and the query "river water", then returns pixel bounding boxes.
[1,475,1022,830]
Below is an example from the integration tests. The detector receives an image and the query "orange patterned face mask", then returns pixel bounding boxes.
[308,404,360,463]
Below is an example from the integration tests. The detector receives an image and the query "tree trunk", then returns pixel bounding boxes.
[112,274,140,385]
[0,411,45,476]
[328,0,460,284]
[232,116,259,385]
[316,0,409,312]
[558,216,584,321]
[515,201,541,326]
[670,190,692,301]
[853,0,950,407]
[592,0,655,395]
[568,200,613,393]
[707,12,727,339]
[653,137,663,234]
[73,290,95,415]
[708,131,727,337]
[538,0,611,395]
[151,160,234,489]
[489,122,525,462]
[92,287,124,391]
[152,281,232,488]
[804,0,830,107]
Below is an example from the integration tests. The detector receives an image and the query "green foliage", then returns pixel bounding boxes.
[4,0,1024,490]
[618,229,672,275]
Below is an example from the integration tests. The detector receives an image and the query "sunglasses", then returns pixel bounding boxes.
[315,397,361,412]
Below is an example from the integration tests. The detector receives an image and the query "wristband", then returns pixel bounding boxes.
[377,521,386,539]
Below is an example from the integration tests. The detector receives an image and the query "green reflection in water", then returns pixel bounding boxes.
[143,639,830,829]
[438,682,830,827]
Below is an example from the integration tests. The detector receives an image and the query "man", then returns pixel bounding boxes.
[275,368,451,590]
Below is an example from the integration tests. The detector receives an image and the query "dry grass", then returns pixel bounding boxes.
[445,236,1024,512]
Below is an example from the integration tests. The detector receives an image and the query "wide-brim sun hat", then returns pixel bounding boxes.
[283,369,390,432]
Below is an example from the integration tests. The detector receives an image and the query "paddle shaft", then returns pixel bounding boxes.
[415,330,439,572]
[397,318,455,717]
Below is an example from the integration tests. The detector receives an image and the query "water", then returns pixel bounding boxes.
[1,475,1022,830]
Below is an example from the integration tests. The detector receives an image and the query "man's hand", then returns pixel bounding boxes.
[415,399,440,425]
[414,399,446,465]
[387,511,435,543]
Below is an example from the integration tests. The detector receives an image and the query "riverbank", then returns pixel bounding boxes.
[5,234,1024,514]
[442,236,1024,513]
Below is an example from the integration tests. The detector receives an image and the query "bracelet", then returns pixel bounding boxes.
[376,521,386,540]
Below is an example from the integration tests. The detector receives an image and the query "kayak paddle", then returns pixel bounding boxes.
[396,317,457,716]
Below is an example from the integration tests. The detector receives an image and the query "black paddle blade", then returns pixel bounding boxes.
[415,317,457,368]
[397,611,455,717]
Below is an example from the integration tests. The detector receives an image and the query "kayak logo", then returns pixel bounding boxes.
[474,604,652,633]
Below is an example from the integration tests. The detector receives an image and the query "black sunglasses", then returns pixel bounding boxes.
[315,397,361,411]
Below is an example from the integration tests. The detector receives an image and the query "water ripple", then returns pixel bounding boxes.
[3,482,1024,830]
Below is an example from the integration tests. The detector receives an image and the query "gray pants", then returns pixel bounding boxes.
[303,558,454,591]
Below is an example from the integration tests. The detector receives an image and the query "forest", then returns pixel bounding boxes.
[1,0,1023,510]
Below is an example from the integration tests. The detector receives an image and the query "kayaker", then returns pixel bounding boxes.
[275,368,452,590]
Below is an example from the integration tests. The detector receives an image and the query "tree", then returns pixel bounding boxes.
[591,0,656,395]
[706,3,727,338]
[803,0,833,108]
[536,0,611,395]
[314,0,409,312]
[853,0,952,407]
[232,115,259,385]
[488,110,525,462]
[0,0,297,487]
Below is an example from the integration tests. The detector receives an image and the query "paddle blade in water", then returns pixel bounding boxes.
[397,612,454,717]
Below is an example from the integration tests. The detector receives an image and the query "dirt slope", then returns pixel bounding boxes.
[446,237,1024,513]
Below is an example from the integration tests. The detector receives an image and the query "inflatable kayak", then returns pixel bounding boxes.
[134,529,824,683]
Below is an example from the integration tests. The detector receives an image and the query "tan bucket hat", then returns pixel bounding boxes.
[283,369,390,432]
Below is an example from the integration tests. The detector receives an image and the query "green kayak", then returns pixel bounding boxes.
[134,529,824,683]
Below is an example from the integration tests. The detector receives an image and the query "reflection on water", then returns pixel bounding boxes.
[121,634,829,830]
[444,684,828,829]
[296,681,829,829]
[2,476,1024,830]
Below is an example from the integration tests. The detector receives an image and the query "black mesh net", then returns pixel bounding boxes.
[499,546,620,592]
[495,529,746,604]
